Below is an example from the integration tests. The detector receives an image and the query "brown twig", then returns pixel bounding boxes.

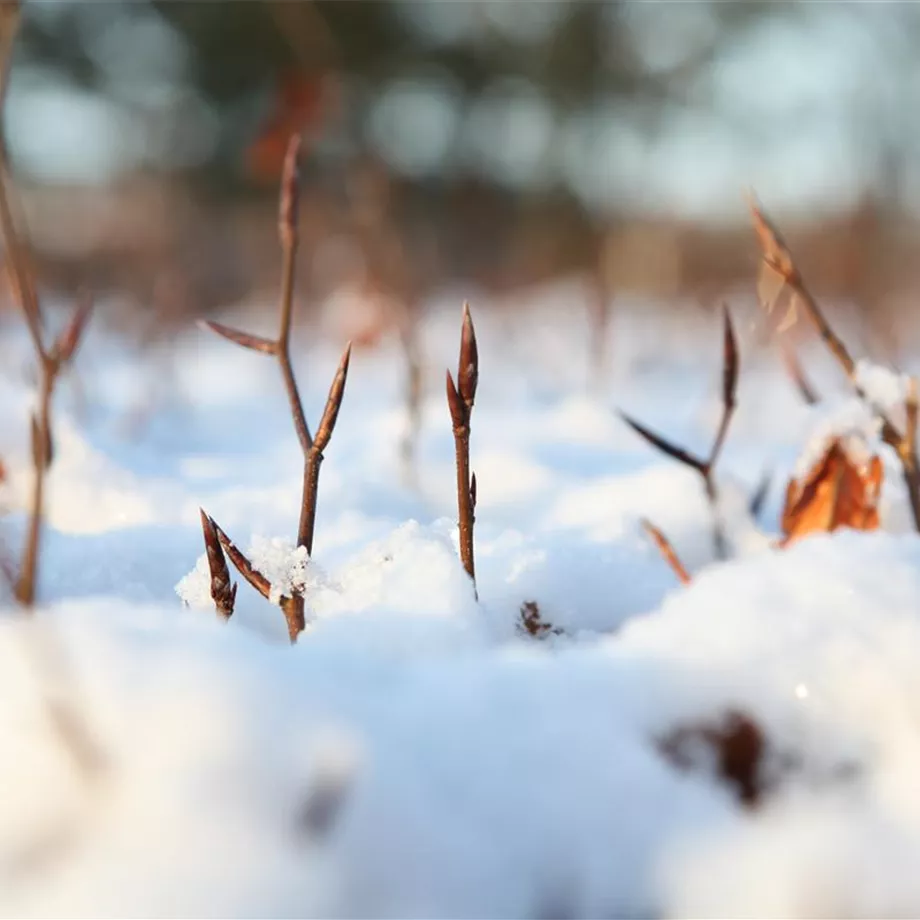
[748,194,920,531]
[640,518,691,586]
[446,302,478,596]
[621,306,738,558]
[199,509,237,620]
[200,133,351,642]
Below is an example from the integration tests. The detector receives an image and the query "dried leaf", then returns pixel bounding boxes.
[781,439,883,546]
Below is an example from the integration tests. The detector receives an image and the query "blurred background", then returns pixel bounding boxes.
[2,0,920,344]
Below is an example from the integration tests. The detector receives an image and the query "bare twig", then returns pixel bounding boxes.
[749,194,920,531]
[446,302,478,595]
[200,133,351,641]
[621,306,738,558]
[640,518,691,586]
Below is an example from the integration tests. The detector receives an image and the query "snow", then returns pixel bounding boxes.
[2,290,920,915]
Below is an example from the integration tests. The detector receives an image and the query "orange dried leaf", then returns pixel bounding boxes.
[780,439,883,546]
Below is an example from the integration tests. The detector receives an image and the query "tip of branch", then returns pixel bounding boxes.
[199,509,235,619]
[313,341,353,454]
[199,319,277,355]
[640,518,691,585]
[279,133,303,245]
[458,302,478,408]
[618,411,705,473]
[721,304,738,411]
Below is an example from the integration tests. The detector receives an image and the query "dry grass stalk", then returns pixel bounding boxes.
[640,518,691,586]
[200,134,351,642]
[621,306,738,558]
[748,194,920,531]
[446,302,479,596]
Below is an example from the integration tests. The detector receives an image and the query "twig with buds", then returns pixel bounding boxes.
[446,303,479,596]
[199,134,351,641]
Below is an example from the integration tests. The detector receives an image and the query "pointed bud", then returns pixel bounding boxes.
[313,343,352,454]
[446,369,465,430]
[200,509,236,619]
[457,302,478,409]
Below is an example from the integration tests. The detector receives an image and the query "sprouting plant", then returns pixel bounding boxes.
[198,135,351,642]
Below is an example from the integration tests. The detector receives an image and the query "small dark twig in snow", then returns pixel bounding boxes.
[620,306,738,559]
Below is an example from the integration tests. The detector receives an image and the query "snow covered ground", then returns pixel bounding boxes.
[1,281,920,917]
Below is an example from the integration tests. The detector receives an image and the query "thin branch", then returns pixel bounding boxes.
[748,194,920,531]
[447,302,478,595]
[210,518,271,601]
[641,519,691,586]
[620,307,739,559]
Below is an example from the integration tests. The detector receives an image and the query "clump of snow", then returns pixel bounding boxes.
[855,357,911,422]
[248,536,312,605]
[792,397,880,481]
[175,552,214,609]
[10,292,920,914]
